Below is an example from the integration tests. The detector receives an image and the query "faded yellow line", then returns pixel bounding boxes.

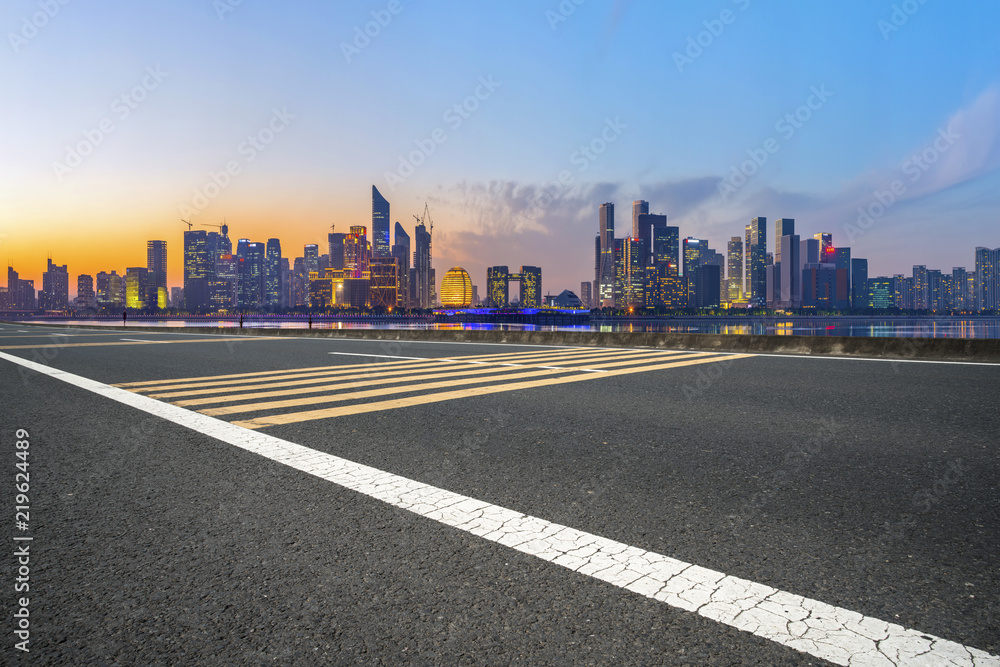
[232,354,754,428]
[114,346,613,388]
[0,337,279,351]
[134,347,646,394]
[174,351,675,406]
[149,349,673,398]
[190,351,710,413]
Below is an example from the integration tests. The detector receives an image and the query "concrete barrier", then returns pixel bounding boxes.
[7,321,1000,362]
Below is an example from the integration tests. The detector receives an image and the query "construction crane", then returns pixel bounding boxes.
[181,219,193,231]
[414,202,433,268]
[200,219,229,236]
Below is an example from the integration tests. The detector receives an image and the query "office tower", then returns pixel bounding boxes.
[279,258,291,309]
[778,234,801,308]
[594,234,601,305]
[5,267,36,311]
[682,238,707,276]
[814,233,833,261]
[744,224,752,297]
[344,226,369,278]
[304,244,320,277]
[146,240,167,308]
[487,266,509,307]
[210,253,237,310]
[518,266,542,308]
[694,264,721,309]
[237,242,265,309]
[170,287,183,309]
[749,217,767,307]
[651,223,679,269]
[631,200,649,238]
[371,185,391,259]
[867,277,894,309]
[183,231,212,311]
[391,222,411,309]
[976,247,999,312]
[413,223,432,308]
[75,274,95,310]
[40,258,69,310]
[327,228,347,270]
[635,212,668,268]
[852,258,868,308]
[95,272,112,309]
[598,203,615,306]
[291,257,307,307]
[579,281,592,309]
[125,267,149,309]
[726,237,744,302]
[368,258,398,309]
[774,219,795,264]
[618,239,644,308]
[264,238,282,309]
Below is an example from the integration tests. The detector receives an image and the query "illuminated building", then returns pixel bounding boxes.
[440,267,473,308]
[265,238,282,309]
[867,277,894,309]
[412,223,432,309]
[598,203,615,307]
[125,267,148,309]
[392,222,410,309]
[749,217,767,307]
[579,281,592,308]
[368,257,398,309]
[976,247,999,312]
[183,230,211,310]
[487,266,509,307]
[237,242,265,309]
[371,185,391,259]
[727,237,743,302]
[40,258,69,310]
[517,266,541,308]
[146,240,167,307]
[75,274,95,310]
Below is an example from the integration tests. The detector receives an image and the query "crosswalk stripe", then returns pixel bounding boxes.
[195,352,719,416]
[114,346,620,389]
[231,354,750,428]
[140,349,682,398]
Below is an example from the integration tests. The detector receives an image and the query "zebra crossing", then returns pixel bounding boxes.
[115,347,752,429]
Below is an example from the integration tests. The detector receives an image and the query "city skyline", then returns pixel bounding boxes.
[2,1,999,292]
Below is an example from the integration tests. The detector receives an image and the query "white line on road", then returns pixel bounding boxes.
[120,339,163,343]
[328,352,431,360]
[1,349,996,667]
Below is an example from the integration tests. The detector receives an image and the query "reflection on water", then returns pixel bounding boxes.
[20,317,1000,339]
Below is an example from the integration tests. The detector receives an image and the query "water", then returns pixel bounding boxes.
[17,316,1000,339]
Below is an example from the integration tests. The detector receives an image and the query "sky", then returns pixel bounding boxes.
[1,0,999,296]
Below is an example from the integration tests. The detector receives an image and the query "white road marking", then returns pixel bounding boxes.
[120,338,163,343]
[2,350,995,666]
[328,352,434,361]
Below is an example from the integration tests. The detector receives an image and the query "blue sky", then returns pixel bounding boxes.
[2,0,998,293]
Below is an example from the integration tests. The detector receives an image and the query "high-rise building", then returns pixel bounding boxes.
[852,258,868,308]
[237,242,265,309]
[774,219,795,264]
[304,244,320,277]
[682,238,707,276]
[976,247,999,312]
[951,267,968,310]
[210,253,237,310]
[125,267,149,309]
[749,217,767,307]
[912,265,929,310]
[368,258,398,309]
[146,240,167,308]
[328,228,347,270]
[867,277,894,309]
[651,223,679,270]
[487,266,509,307]
[579,281,592,308]
[264,239,282,309]
[727,237,744,302]
[631,200,649,238]
[183,231,212,311]
[617,238,644,308]
[345,226,369,278]
[40,258,69,310]
[412,223,432,309]
[75,274,95,311]
[814,233,833,261]
[778,234,801,308]
[371,185,391,259]
[598,203,615,306]
[391,222,411,309]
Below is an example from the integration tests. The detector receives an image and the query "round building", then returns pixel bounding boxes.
[440,267,473,308]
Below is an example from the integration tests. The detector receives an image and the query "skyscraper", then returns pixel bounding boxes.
[774,219,794,264]
[413,223,432,308]
[518,266,542,308]
[40,258,69,310]
[371,185,391,259]
[146,240,167,308]
[852,258,868,308]
[631,200,649,239]
[265,238,282,309]
[727,237,743,302]
[237,242,265,309]
[391,222,411,309]
[345,227,369,278]
[487,266,509,307]
[184,230,212,311]
[598,203,615,307]
[976,247,999,312]
[749,217,767,307]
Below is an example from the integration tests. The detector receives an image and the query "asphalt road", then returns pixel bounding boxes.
[1,323,997,666]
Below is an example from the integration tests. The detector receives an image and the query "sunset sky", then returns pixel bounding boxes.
[2,0,999,295]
